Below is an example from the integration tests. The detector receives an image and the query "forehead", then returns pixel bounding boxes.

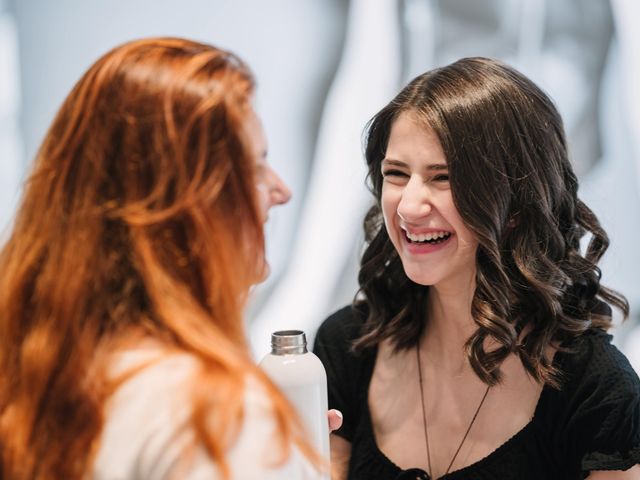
[243,109,267,156]
[385,111,446,165]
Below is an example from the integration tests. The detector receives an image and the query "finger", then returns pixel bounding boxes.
[328,409,343,432]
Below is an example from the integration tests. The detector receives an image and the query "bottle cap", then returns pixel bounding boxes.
[270,330,308,355]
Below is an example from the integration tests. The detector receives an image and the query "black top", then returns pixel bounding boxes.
[313,304,640,480]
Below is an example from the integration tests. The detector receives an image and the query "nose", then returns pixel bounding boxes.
[397,175,432,223]
[265,167,291,208]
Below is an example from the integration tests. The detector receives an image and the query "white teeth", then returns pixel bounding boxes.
[405,230,450,242]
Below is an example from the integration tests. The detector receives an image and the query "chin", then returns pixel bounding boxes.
[402,264,437,286]
[407,276,437,287]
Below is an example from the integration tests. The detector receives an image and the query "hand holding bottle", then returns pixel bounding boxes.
[328,409,343,432]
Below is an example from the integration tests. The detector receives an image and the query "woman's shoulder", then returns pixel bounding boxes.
[554,329,640,441]
[102,345,203,417]
[93,348,208,478]
[313,303,374,442]
[313,302,372,367]
[561,328,640,395]
[547,329,640,472]
[315,302,368,345]
[94,347,320,479]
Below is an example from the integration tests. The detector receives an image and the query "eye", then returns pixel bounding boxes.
[382,169,408,178]
[433,173,449,182]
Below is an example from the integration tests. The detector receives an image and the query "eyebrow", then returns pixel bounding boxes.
[381,158,448,171]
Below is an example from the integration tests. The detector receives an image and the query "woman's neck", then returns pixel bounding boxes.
[421,280,477,374]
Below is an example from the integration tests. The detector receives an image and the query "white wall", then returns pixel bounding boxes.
[0,0,23,237]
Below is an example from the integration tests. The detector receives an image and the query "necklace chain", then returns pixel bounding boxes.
[416,346,491,478]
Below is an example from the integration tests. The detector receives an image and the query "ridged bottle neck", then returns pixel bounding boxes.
[270,330,308,355]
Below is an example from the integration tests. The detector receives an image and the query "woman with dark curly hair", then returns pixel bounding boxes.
[314,57,640,480]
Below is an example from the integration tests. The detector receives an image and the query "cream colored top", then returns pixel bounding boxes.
[91,348,320,479]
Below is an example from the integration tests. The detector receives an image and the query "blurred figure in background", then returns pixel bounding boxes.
[0,37,326,479]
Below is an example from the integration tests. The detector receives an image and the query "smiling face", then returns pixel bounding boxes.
[381,111,478,289]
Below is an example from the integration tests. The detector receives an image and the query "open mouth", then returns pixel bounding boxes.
[404,230,452,245]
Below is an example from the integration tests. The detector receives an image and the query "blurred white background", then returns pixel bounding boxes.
[1,0,638,366]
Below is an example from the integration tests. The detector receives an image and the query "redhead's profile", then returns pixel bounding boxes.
[0,37,323,479]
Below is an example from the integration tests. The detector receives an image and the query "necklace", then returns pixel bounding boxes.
[416,346,491,478]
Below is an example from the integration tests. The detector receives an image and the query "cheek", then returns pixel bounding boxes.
[447,209,478,252]
[380,189,400,238]
[458,233,479,257]
[255,182,270,218]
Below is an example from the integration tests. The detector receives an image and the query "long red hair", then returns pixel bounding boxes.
[0,37,312,479]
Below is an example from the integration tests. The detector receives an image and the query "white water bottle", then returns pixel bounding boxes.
[260,330,330,477]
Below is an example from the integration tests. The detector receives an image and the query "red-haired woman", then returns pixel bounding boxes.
[0,37,329,479]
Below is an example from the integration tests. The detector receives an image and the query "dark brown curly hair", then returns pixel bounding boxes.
[354,57,629,387]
